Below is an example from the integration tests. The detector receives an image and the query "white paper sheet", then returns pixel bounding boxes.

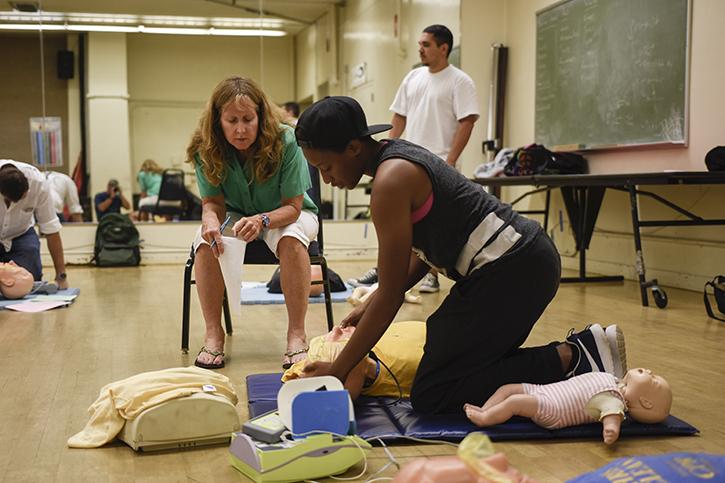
[217,236,247,314]
[6,300,70,312]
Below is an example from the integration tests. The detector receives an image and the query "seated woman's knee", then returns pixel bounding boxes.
[277,236,307,257]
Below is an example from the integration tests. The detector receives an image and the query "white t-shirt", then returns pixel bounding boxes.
[0,159,62,251]
[389,65,480,160]
[46,171,83,215]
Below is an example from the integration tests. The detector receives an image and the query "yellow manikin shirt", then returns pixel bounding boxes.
[362,321,425,398]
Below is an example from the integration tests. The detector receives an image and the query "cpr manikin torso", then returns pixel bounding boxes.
[0,262,33,299]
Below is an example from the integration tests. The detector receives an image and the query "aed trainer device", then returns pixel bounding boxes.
[242,410,286,443]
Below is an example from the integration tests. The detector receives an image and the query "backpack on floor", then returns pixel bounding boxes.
[93,213,141,267]
[704,275,725,322]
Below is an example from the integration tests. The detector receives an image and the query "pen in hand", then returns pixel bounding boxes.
[210,215,232,251]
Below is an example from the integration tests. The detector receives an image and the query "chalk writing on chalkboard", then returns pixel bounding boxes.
[535,0,690,150]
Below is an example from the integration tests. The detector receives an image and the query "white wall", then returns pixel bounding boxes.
[126,34,295,192]
[460,0,725,291]
[314,0,464,217]
[86,33,132,201]
[42,220,378,265]
[296,24,317,102]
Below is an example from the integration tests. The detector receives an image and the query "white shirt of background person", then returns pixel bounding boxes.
[389,26,480,169]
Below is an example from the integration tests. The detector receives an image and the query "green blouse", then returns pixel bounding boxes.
[194,125,318,216]
[137,171,163,197]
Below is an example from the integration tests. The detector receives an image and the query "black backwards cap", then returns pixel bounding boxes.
[295,96,392,151]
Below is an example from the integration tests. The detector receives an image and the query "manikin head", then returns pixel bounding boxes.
[0,262,34,299]
[622,367,672,424]
[282,326,358,381]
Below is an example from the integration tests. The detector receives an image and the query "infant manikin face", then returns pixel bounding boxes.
[623,367,672,423]
[325,325,356,342]
[0,261,34,299]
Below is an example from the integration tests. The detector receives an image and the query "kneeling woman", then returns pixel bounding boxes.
[187,76,319,369]
[296,97,573,414]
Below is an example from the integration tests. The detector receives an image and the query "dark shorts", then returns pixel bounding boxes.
[0,227,42,280]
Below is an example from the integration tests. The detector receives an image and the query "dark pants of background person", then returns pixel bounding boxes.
[410,230,563,414]
[0,227,43,281]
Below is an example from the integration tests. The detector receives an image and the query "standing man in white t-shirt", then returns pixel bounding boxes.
[347,24,480,293]
[390,24,480,168]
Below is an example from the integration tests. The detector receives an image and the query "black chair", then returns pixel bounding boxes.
[140,169,188,219]
[180,165,334,353]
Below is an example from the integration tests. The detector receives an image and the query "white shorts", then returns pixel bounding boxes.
[138,195,158,208]
[192,210,319,257]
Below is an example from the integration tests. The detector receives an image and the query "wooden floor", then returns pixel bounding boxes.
[1,261,723,482]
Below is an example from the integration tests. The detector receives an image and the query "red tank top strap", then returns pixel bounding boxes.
[411,192,434,224]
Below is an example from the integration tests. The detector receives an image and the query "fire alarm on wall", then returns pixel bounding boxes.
[351,62,367,89]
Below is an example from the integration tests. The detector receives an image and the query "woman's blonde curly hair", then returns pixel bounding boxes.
[186,76,284,186]
[139,159,163,175]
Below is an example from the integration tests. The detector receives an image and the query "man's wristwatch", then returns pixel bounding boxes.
[260,213,271,230]
[55,272,67,281]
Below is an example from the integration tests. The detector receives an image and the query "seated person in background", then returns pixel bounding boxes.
[0,261,34,299]
[283,101,300,126]
[46,171,84,222]
[136,159,164,221]
[283,320,426,400]
[0,160,69,288]
[94,179,130,220]
[463,368,672,445]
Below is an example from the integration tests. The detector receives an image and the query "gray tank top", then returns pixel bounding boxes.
[372,139,540,281]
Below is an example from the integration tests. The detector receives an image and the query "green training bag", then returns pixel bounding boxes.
[93,213,141,267]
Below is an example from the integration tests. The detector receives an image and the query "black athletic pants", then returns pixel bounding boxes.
[410,230,563,414]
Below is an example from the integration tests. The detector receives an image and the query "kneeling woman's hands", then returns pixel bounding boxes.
[301,360,332,378]
[233,215,264,242]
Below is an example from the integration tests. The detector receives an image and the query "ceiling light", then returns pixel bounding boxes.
[0,10,296,35]
[0,23,286,36]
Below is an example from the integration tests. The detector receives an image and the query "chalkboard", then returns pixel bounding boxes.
[535,0,690,150]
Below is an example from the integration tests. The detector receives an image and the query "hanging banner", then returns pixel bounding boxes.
[29,117,63,167]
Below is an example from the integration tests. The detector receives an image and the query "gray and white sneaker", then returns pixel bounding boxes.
[605,324,628,379]
[418,273,440,293]
[347,267,378,287]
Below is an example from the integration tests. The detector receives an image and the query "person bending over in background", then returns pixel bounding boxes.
[46,170,84,222]
[0,160,69,288]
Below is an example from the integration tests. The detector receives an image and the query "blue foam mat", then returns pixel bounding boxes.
[0,288,81,308]
[241,282,352,305]
[246,373,699,442]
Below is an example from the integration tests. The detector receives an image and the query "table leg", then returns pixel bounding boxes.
[560,186,623,284]
[628,185,650,306]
